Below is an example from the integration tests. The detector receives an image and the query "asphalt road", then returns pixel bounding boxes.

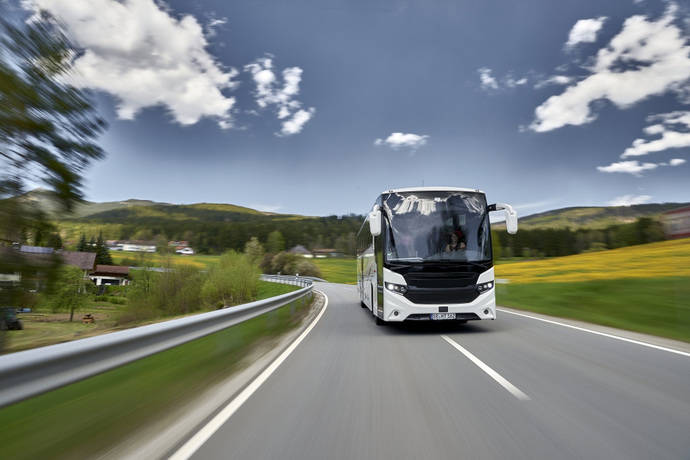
[188,283,690,460]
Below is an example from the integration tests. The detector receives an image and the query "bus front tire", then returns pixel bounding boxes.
[375,315,385,326]
[360,301,367,308]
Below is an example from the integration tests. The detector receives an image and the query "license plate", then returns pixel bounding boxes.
[431,313,456,320]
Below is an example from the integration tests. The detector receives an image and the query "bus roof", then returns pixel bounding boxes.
[382,186,484,194]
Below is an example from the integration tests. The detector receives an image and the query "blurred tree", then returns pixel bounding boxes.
[266,230,286,254]
[0,15,106,346]
[0,15,106,211]
[47,232,63,249]
[47,265,91,322]
[76,233,87,251]
[95,231,112,265]
[244,236,265,265]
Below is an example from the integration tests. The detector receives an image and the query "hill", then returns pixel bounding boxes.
[494,202,689,230]
[9,190,362,254]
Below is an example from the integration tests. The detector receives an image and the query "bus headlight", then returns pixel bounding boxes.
[477,281,494,293]
[385,282,408,294]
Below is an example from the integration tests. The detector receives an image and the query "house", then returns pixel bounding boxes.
[288,245,313,258]
[175,247,195,255]
[312,248,344,258]
[58,250,97,273]
[662,206,690,239]
[89,265,130,286]
[169,240,190,248]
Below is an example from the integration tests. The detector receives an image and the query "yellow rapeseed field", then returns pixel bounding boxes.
[495,238,690,284]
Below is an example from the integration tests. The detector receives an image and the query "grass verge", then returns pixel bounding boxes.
[497,277,690,343]
[0,291,314,460]
[312,257,356,284]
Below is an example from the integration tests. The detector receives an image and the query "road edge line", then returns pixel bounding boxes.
[169,290,329,460]
[441,335,530,401]
[497,308,690,358]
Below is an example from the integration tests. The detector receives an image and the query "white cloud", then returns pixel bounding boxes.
[607,194,652,206]
[478,68,531,91]
[596,160,658,175]
[565,16,607,48]
[506,76,528,88]
[621,111,690,157]
[478,67,499,90]
[531,6,690,132]
[244,56,315,136]
[374,132,429,150]
[279,108,315,136]
[24,0,239,128]
[670,158,686,165]
[534,75,573,89]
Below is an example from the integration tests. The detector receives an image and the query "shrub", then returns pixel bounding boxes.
[201,251,259,307]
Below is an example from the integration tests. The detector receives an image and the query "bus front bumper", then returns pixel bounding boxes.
[382,290,496,322]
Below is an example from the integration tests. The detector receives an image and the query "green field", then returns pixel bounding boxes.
[0,291,314,460]
[312,257,356,284]
[497,277,690,342]
[111,252,221,269]
[495,239,690,342]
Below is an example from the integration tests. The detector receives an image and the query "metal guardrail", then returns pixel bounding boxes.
[0,279,312,408]
[260,274,320,286]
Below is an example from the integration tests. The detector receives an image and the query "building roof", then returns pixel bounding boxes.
[288,245,312,255]
[20,245,55,254]
[93,265,129,276]
[59,251,97,271]
[312,248,340,253]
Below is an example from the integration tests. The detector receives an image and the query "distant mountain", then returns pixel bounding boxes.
[17,189,162,219]
[495,203,689,230]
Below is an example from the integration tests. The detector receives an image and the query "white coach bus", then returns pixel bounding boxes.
[356,187,517,325]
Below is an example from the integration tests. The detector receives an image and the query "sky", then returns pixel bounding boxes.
[8,0,690,216]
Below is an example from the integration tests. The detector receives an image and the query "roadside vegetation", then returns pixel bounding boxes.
[495,238,690,342]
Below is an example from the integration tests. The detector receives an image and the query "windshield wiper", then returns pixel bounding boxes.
[388,257,425,262]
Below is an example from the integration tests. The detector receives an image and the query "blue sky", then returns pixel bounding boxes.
[12,0,690,216]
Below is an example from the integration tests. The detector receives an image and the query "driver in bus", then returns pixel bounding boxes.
[444,229,466,252]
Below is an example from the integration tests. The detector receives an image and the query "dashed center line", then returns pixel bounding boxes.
[441,335,530,401]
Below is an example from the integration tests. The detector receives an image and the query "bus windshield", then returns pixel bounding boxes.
[382,190,491,263]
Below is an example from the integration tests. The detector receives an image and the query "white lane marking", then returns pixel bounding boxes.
[169,291,329,460]
[441,335,530,401]
[497,308,690,358]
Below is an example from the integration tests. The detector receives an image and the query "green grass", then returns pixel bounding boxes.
[312,257,356,284]
[257,280,300,298]
[497,277,690,343]
[0,292,314,460]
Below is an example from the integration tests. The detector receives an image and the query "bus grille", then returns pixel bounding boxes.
[403,287,479,304]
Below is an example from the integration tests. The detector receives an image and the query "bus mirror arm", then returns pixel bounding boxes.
[489,203,518,234]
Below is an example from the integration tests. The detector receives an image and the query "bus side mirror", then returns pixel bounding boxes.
[490,203,518,234]
[369,209,382,236]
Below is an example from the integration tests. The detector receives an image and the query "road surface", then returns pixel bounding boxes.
[185,283,690,459]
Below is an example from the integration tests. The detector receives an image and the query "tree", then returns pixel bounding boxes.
[201,251,259,307]
[47,265,91,322]
[76,233,87,251]
[0,15,106,212]
[47,232,63,249]
[0,16,106,341]
[244,237,265,265]
[265,230,285,254]
[95,231,112,265]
